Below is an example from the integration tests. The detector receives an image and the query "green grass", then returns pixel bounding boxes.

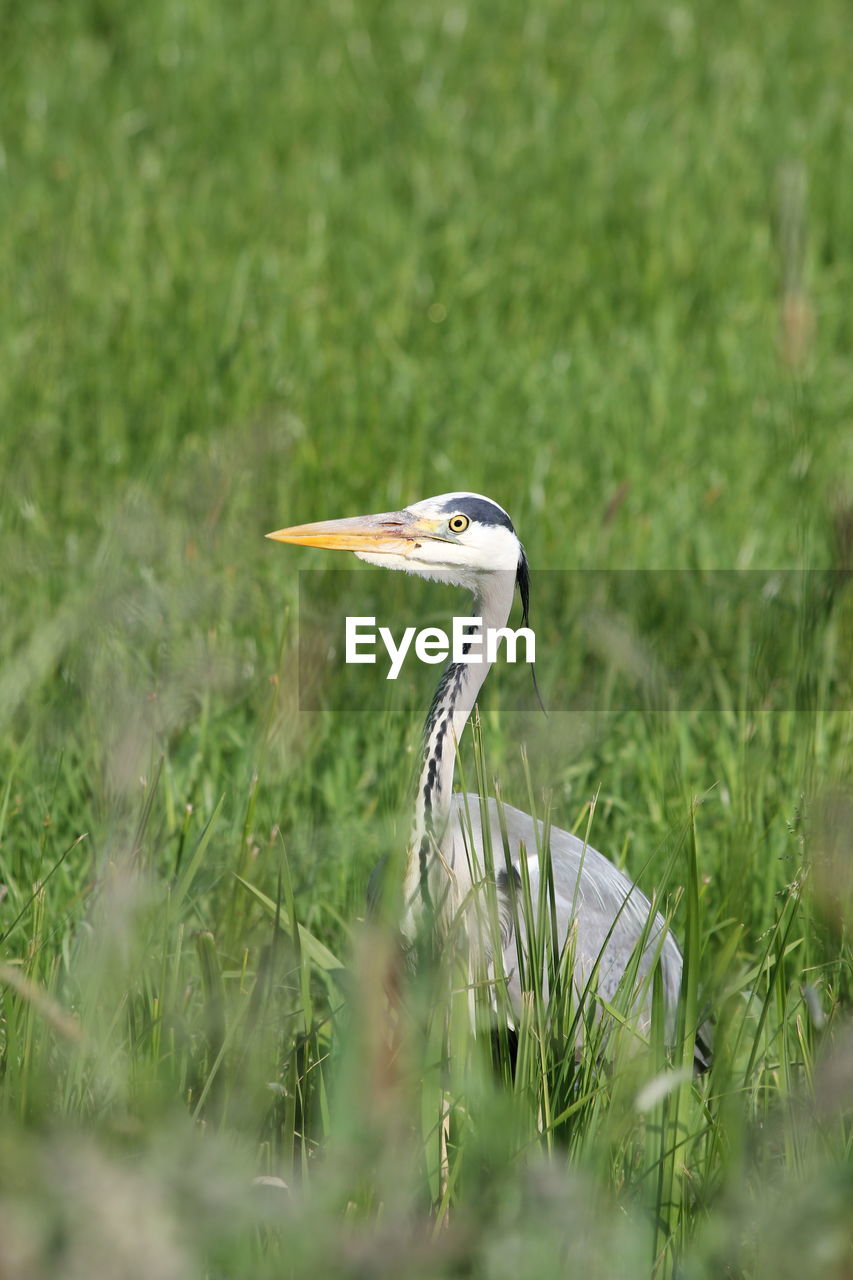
[1,0,852,1274]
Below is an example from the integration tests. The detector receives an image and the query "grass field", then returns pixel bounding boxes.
[1,0,852,1275]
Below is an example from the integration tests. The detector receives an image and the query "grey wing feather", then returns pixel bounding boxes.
[446,793,683,1034]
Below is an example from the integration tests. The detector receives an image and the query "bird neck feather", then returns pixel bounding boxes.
[402,570,516,933]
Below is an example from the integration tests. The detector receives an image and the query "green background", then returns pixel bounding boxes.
[1,2,851,1275]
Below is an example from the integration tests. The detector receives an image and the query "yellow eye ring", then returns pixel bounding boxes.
[448,514,469,533]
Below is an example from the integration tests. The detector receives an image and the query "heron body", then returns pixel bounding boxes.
[269,492,708,1068]
[440,793,683,1017]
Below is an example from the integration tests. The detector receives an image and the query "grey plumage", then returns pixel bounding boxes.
[445,794,683,1034]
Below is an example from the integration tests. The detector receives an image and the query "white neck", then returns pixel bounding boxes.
[402,569,517,930]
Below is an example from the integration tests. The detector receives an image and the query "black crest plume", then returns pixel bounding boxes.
[516,547,547,716]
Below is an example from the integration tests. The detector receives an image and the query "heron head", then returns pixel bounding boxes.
[267,491,528,601]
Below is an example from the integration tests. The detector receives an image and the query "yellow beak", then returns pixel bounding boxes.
[266,511,440,555]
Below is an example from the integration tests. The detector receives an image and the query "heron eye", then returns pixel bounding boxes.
[448,514,469,533]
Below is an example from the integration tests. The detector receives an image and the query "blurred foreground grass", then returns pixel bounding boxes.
[1,0,851,1275]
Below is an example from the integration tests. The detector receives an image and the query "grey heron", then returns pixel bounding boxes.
[268,491,710,1070]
